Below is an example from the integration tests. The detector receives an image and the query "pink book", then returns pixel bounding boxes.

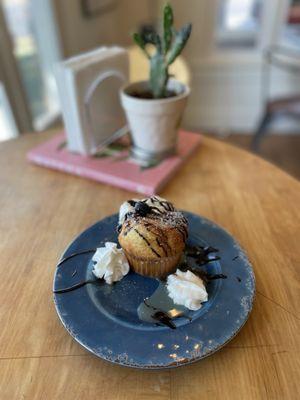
[27,131,201,195]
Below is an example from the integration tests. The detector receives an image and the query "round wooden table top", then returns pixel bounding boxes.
[0,131,299,400]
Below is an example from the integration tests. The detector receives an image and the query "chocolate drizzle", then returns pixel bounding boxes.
[53,279,99,294]
[57,249,97,268]
[127,200,137,207]
[150,206,164,214]
[133,228,161,258]
[143,300,177,329]
[151,196,175,212]
[137,244,224,329]
[134,201,152,217]
[176,225,188,241]
[54,235,226,334]
[143,220,172,256]
[119,197,188,258]
[156,237,167,256]
[185,245,220,265]
[189,271,227,283]
[176,245,227,285]
[137,284,186,329]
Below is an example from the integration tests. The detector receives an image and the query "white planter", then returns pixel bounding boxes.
[120,79,190,162]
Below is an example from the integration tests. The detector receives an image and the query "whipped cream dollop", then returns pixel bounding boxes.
[92,242,129,284]
[166,269,208,311]
[118,196,174,225]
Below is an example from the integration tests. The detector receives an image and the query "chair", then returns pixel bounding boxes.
[252,45,300,150]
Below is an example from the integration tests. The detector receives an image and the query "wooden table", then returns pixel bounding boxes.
[0,131,299,400]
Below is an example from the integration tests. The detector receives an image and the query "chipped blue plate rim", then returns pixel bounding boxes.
[53,212,255,369]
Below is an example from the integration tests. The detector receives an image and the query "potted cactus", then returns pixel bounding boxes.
[120,3,192,163]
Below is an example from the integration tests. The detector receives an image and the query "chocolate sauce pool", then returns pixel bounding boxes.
[137,282,187,328]
[136,245,226,328]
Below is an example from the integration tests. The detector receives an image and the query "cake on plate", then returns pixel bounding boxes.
[118,196,188,278]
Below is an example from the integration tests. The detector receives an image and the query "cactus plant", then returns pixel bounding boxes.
[132,3,192,99]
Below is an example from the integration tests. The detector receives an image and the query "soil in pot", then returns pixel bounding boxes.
[129,89,179,99]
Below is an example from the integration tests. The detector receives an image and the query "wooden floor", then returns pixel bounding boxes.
[213,134,300,180]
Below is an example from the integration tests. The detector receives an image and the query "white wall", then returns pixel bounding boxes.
[158,0,295,133]
[53,0,151,57]
[53,0,297,133]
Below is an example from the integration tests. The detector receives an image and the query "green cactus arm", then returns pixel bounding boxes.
[144,32,162,54]
[171,26,177,37]
[150,53,168,98]
[166,23,192,65]
[132,32,150,59]
[163,3,173,54]
[131,3,191,99]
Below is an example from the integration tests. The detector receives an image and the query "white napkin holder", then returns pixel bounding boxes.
[55,46,129,155]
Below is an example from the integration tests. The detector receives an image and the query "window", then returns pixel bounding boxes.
[1,0,61,131]
[281,0,300,49]
[0,82,18,141]
[216,0,262,48]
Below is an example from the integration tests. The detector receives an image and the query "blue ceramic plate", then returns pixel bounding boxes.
[53,212,255,369]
